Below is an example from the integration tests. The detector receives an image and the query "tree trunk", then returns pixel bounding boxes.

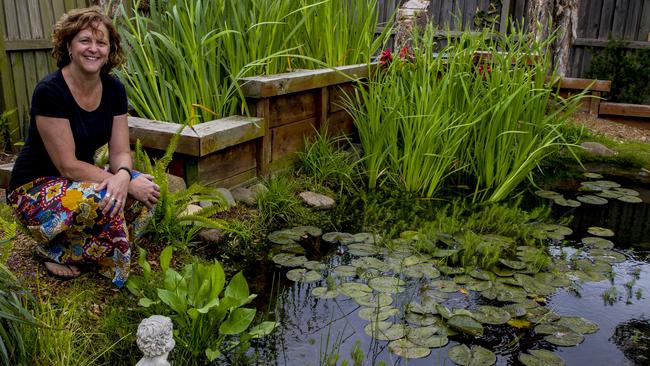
[526,0,579,76]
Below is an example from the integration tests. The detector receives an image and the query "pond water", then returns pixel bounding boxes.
[253,175,650,366]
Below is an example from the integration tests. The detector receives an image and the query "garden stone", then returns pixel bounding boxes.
[180,204,202,216]
[580,142,617,157]
[232,187,257,205]
[217,187,236,207]
[299,191,335,209]
[135,315,175,366]
[250,183,269,196]
[166,174,186,193]
[198,228,226,245]
[199,200,213,208]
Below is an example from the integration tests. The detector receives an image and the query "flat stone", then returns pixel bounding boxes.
[167,174,186,193]
[232,187,257,205]
[580,142,617,157]
[299,191,335,209]
[198,228,226,245]
[180,204,202,216]
[217,187,236,207]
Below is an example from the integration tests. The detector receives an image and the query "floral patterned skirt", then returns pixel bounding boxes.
[8,176,153,287]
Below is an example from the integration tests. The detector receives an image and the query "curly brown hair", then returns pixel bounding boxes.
[51,6,125,74]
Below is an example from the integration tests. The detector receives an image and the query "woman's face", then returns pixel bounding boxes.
[67,22,110,75]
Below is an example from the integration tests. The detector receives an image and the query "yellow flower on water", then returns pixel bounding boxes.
[61,189,83,211]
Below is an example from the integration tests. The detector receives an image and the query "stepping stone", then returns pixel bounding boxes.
[299,191,335,209]
[217,187,236,207]
[198,228,226,245]
[232,187,256,205]
[580,142,617,157]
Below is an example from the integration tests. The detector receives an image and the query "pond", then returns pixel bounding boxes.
[252,173,650,366]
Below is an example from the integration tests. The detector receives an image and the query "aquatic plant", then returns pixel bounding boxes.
[296,130,359,190]
[343,26,586,202]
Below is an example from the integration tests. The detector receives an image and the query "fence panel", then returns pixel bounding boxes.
[0,0,88,143]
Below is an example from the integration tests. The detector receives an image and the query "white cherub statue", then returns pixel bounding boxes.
[135,315,175,366]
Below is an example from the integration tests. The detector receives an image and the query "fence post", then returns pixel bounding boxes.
[499,0,512,34]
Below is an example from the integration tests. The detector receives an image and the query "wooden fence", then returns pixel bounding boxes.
[0,0,89,144]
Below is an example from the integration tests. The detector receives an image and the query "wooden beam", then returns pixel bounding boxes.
[240,63,374,98]
[499,0,511,34]
[254,99,271,177]
[573,38,650,49]
[5,39,52,51]
[599,102,650,118]
[0,163,13,189]
[558,77,611,92]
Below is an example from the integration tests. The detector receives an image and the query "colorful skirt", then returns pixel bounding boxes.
[8,175,154,287]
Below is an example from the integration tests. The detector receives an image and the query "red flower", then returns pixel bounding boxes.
[478,64,492,80]
[398,46,415,62]
[379,49,393,68]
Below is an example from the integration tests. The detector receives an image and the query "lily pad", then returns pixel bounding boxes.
[499,259,527,270]
[553,197,581,207]
[473,305,511,325]
[491,266,515,277]
[368,277,406,293]
[351,257,386,271]
[404,263,441,279]
[439,266,466,275]
[410,334,448,348]
[388,338,431,359]
[432,249,459,258]
[447,315,484,337]
[583,172,603,179]
[587,226,615,237]
[507,318,532,328]
[611,187,640,196]
[364,321,405,341]
[406,312,439,326]
[358,306,399,321]
[354,292,393,307]
[576,195,608,205]
[291,225,322,237]
[431,280,461,293]
[339,282,373,297]
[268,230,300,245]
[596,189,623,199]
[592,180,621,189]
[526,307,560,324]
[465,279,492,292]
[286,268,322,282]
[617,195,643,203]
[353,232,381,244]
[405,325,439,339]
[519,349,565,366]
[543,331,584,347]
[311,287,338,299]
[503,303,528,317]
[581,237,614,250]
[302,260,326,271]
[556,316,599,334]
[272,253,308,267]
[469,269,493,281]
[448,344,496,366]
[332,265,357,277]
[535,190,563,199]
[347,243,379,256]
[588,249,626,263]
[322,232,356,244]
[407,301,438,315]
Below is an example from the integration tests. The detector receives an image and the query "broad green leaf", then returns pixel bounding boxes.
[206,347,222,362]
[248,321,278,338]
[138,297,157,308]
[157,289,187,315]
[160,245,173,273]
[197,297,220,314]
[225,271,250,302]
[126,275,143,296]
[219,308,256,335]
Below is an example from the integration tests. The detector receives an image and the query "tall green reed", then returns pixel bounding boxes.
[343,26,586,202]
[115,0,390,125]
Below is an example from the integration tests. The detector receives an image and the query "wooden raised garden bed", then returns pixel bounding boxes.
[129,64,373,187]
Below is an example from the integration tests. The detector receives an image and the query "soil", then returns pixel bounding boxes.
[2,113,649,293]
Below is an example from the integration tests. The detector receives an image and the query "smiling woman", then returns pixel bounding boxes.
[6,7,160,287]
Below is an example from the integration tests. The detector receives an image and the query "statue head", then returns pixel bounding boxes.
[136,315,175,358]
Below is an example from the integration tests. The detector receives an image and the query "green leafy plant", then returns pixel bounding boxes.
[0,213,16,264]
[132,246,276,364]
[587,39,650,104]
[0,264,35,366]
[343,26,586,202]
[0,108,17,151]
[257,174,309,228]
[115,0,391,125]
[296,130,358,189]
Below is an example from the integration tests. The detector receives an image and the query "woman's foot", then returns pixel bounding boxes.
[43,261,81,280]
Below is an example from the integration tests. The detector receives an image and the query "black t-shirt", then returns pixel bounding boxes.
[8,70,128,192]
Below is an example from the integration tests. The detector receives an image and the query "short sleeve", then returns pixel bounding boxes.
[108,76,128,116]
[30,81,68,118]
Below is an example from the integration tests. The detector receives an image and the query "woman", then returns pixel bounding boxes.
[7,7,160,287]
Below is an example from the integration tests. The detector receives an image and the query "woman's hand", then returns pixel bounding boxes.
[95,170,131,217]
[128,174,161,209]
